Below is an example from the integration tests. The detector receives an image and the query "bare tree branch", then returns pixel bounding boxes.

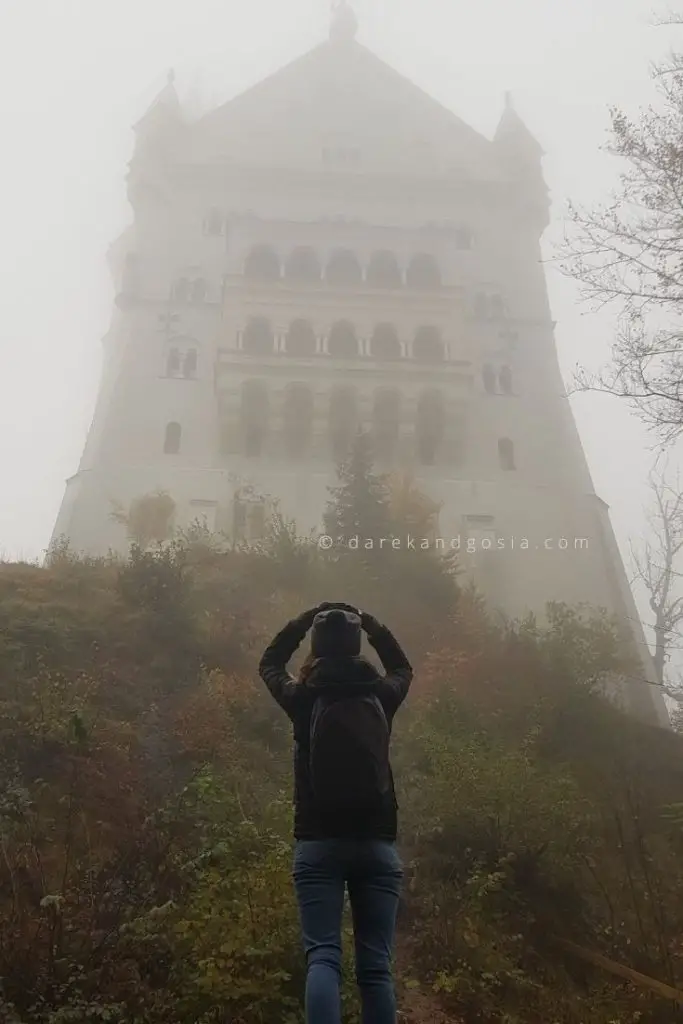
[559,42,683,443]
[631,460,683,696]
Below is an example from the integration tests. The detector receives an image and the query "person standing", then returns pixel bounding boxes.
[258,601,413,1024]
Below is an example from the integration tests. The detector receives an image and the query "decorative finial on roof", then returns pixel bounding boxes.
[330,0,358,43]
[495,91,543,155]
[132,68,181,137]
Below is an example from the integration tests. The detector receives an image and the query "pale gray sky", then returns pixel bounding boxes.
[0,0,681,652]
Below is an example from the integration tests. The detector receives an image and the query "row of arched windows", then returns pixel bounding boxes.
[239,318,446,362]
[243,245,443,290]
[162,388,516,470]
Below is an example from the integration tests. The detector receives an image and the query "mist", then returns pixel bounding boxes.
[6,5,683,1016]
[0,0,680,655]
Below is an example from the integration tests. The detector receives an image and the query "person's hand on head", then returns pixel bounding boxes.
[315,601,361,616]
[360,610,381,633]
[335,602,361,616]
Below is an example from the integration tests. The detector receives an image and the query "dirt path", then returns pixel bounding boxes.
[394,933,465,1024]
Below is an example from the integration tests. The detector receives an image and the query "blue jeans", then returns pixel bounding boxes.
[292,838,403,1024]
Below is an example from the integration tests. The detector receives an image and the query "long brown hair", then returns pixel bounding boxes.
[298,652,318,685]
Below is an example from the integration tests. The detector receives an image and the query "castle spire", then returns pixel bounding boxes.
[330,0,358,43]
[494,91,543,158]
[130,69,182,168]
[494,92,547,226]
[134,69,180,133]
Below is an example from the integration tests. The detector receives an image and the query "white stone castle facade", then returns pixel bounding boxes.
[51,5,670,727]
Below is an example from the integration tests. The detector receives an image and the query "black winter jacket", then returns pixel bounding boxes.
[258,608,413,841]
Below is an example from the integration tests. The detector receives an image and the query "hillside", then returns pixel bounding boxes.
[2,451,683,1022]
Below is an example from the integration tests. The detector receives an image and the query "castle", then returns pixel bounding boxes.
[51,4,670,727]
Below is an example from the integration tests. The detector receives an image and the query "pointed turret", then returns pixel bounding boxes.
[131,69,183,163]
[494,92,548,228]
[494,91,543,161]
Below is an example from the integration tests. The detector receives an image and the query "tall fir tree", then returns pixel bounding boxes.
[323,430,395,543]
[321,431,459,651]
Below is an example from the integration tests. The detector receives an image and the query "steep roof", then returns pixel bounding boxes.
[134,70,181,133]
[186,36,504,181]
[494,93,544,158]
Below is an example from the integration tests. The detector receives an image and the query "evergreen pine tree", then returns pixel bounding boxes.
[320,431,459,651]
[323,430,395,544]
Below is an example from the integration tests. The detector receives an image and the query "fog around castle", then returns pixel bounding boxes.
[0,0,681,664]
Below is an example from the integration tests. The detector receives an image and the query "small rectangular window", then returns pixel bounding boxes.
[455,227,472,250]
[232,497,267,542]
[465,515,497,548]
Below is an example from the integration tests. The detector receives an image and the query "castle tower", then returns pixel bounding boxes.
[51,12,670,727]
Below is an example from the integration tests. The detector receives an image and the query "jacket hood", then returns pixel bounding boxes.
[304,655,380,691]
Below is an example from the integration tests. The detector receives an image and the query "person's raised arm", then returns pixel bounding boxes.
[361,612,413,713]
[258,607,320,716]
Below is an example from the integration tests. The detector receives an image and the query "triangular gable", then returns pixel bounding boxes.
[186,39,503,180]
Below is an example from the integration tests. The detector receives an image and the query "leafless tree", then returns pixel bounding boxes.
[630,464,683,712]
[559,23,683,444]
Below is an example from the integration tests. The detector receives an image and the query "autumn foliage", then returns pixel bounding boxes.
[1,457,683,1022]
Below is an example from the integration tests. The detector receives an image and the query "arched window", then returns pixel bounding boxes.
[285,246,321,283]
[498,437,515,471]
[490,294,504,319]
[183,349,197,379]
[370,323,401,361]
[366,251,402,288]
[406,253,441,290]
[172,278,189,303]
[205,208,223,235]
[455,226,472,250]
[416,390,445,465]
[241,380,269,457]
[166,348,181,377]
[163,421,181,455]
[372,388,401,461]
[329,387,358,461]
[286,319,317,357]
[244,245,280,281]
[191,278,207,303]
[326,249,362,286]
[482,364,496,394]
[327,321,358,359]
[413,326,444,363]
[283,383,314,456]
[499,365,512,394]
[242,317,274,356]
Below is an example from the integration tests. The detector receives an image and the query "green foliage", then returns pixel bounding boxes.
[323,429,395,544]
[320,431,458,656]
